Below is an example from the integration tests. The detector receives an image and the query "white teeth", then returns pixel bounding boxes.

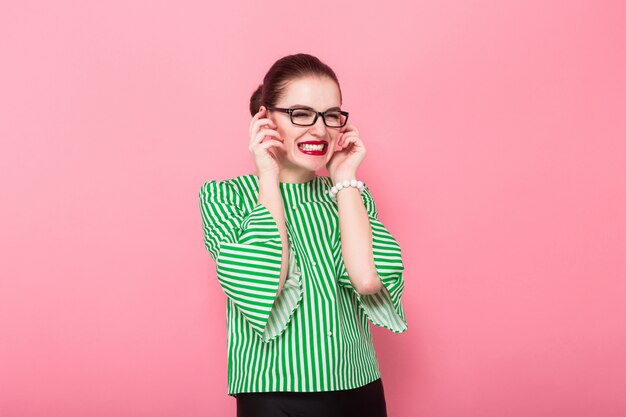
[298,143,326,151]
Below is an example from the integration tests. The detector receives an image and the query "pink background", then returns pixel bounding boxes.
[1,1,625,416]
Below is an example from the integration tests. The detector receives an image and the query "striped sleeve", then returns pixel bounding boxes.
[198,179,288,341]
[261,243,303,343]
[336,185,408,333]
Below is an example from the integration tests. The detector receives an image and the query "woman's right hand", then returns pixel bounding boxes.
[249,107,285,179]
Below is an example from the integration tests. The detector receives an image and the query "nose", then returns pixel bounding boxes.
[309,113,327,136]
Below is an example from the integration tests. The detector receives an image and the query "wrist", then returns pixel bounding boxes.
[258,173,279,185]
[331,171,357,184]
[328,178,365,200]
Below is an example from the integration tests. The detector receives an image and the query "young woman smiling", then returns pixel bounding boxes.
[198,53,407,417]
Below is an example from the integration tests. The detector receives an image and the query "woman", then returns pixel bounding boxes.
[198,53,407,417]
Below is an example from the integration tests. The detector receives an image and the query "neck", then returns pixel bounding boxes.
[281,167,317,184]
[255,167,316,184]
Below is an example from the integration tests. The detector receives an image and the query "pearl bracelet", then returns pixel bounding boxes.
[329,179,365,200]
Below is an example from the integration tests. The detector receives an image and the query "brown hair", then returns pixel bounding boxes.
[249,53,342,116]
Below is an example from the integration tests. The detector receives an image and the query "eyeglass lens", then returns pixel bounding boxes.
[291,109,346,127]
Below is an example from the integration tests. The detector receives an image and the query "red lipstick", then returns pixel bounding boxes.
[297,140,328,156]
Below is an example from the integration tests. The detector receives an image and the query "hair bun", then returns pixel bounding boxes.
[249,54,340,117]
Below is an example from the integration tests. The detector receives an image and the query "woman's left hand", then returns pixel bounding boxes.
[327,124,367,181]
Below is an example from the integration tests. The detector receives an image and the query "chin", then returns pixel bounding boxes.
[299,160,327,172]
[289,153,328,171]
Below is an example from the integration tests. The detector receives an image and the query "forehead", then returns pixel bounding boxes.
[278,77,341,109]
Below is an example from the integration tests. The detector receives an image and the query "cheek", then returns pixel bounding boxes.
[284,137,296,149]
[281,130,300,148]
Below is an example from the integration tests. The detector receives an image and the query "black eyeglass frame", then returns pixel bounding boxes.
[265,106,349,128]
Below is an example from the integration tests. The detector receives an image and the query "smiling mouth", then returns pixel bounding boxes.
[297,142,328,155]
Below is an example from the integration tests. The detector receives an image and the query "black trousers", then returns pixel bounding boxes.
[235,378,388,417]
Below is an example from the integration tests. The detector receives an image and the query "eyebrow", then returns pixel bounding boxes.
[290,104,342,111]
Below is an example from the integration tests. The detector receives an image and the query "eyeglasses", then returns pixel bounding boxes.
[266,106,349,128]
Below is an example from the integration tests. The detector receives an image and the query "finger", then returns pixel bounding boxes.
[341,135,358,149]
[249,107,276,134]
[345,132,362,143]
[249,108,265,136]
[342,128,358,137]
[253,119,277,139]
[261,138,285,147]
[250,117,276,138]
[249,138,284,154]
[340,133,356,147]
[252,136,284,149]
[341,124,357,134]
[252,129,282,146]
[336,133,346,145]
[258,139,285,152]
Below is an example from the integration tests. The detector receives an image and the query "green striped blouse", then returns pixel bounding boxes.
[198,174,407,396]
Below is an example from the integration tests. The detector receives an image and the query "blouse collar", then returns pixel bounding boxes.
[248,174,332,204]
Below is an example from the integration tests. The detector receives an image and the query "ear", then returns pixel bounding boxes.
[261,106,276,123]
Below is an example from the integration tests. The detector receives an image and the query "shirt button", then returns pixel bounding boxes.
[311,260,317,266]
[328,331,333,337]
[292,204,297,210]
